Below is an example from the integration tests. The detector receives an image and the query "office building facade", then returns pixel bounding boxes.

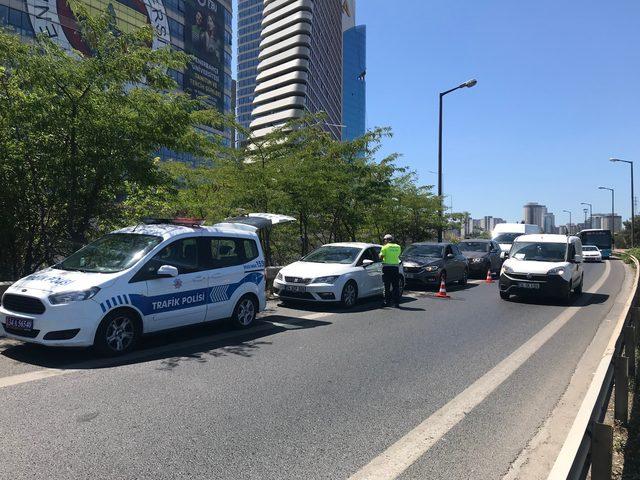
[1,0,234,152]
[543,212,556,234]
[341,0,365,141]
[250,0,343,140]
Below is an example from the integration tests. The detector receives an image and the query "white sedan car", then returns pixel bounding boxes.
[582,245,603,262]
[273,242,404,308]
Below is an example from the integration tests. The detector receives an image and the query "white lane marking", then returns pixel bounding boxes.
[0,368,79,389]
[349,261,612,480]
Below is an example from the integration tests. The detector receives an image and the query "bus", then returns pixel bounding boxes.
[578,229,613,259]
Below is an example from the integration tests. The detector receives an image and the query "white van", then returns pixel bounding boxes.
[492,223,542,254]
[499,234,583,301]
[0,215,292,356]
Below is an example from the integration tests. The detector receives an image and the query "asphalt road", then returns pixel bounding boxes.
[0,260,627,480]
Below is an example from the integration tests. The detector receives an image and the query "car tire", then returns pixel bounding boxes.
[398,276,405,297]
[459,269,468,286]
[341,281,358,308]
[94,310,140,357]
[499,291,510,300]
[574,275,583,295]
[232,295,258,328]
[564,281,573,303]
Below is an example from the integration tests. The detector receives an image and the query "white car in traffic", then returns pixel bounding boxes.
[581,245,602,262]
[273,242,404,308]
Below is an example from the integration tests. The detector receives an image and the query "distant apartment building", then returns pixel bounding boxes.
[590,214,622,232]
[543,212,556,234]
[523,202,547,228]
[250,0,343,140]
[341,0,365,141]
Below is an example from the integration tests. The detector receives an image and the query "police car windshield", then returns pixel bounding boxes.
[403,244,443,258]
[302,246,361,264]
[459,242,489,252]
[55,233,162,273]
[510,242,567,262]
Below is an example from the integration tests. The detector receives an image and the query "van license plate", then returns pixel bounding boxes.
[518,282,539,289]
[5,316,33,331]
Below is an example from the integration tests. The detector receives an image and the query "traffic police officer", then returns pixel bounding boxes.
[379,234,402,307]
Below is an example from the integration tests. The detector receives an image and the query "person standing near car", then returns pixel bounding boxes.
[379,234,402,307]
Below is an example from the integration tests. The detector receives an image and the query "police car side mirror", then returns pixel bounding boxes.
[362,259,374,268]
[157,265,179,278]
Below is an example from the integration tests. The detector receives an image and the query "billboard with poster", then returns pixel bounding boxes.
[183,0,225,112]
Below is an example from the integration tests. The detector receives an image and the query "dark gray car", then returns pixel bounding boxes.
[401,242,468,287]
[458,239,503,278]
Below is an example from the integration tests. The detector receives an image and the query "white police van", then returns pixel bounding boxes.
[0,215,292,355]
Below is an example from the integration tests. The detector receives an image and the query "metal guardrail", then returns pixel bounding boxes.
[548,254,640,480]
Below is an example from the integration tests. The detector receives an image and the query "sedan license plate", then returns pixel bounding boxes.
[284,285,306,293]
[5,316,33,331]
[518,282,540,290]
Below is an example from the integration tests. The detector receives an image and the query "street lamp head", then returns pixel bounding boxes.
[462,79,477,88]
[610,158,620,163]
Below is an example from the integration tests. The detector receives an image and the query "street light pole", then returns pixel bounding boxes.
[437,78,477,243]
[580,202,593,229]
[599,186,615,248]
[583,208,588,227]
[610,158,634,247]
[563,209,572,235]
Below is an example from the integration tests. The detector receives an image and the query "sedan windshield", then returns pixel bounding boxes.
[403,244,443,258]
[583,246,598,251]
[510,242,567,262]
[302,246,362,264]
[493,233,522,243]
[459,242,489,252]
[55,233,162,273]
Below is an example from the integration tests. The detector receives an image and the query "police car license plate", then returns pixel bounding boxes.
[285,285,306,293]
[5,316,33,331]
[518,282,539,289]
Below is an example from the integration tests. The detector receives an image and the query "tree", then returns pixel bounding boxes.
[0,7,230,279]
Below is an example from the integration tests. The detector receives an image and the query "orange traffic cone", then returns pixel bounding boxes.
[485,268,494,284]
[435,277,450,298]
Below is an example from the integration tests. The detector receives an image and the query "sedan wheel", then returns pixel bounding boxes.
[341,281,358,308]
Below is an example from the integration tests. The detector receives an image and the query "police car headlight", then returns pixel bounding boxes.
[276,272,283,281]
[312,275,340,284]
[424,266,439,272]
[49,287,101,305]
[547,267,565,276]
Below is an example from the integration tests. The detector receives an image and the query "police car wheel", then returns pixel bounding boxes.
[232,295,257,328]
[94,310,140,356]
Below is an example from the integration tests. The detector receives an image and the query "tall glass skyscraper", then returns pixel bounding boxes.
[341,0,365,141]
[0,0,234,155]
[236,0,264,145]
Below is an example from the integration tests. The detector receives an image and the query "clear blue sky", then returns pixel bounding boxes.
[234,1,640,224]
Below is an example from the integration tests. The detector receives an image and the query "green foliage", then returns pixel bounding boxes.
[0,7,232,278]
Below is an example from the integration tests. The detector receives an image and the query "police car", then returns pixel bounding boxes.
[0,215,292,355]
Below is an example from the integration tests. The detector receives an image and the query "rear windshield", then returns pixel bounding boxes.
[459,242,490,252]
[403,244,443,258]
[510,242,567,262]
[493,233,522,243]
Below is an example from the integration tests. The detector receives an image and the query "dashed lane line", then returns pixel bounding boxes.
[349,261,613,480]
